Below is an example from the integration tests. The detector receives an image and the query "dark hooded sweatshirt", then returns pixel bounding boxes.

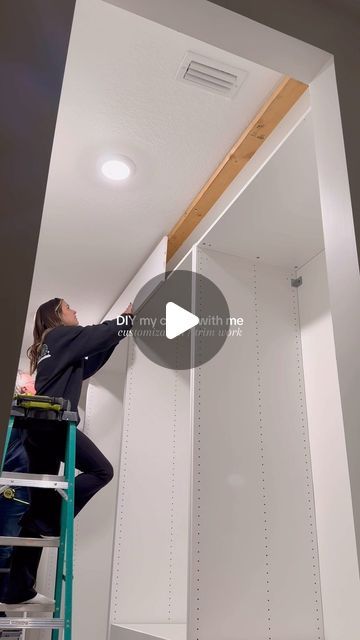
[34,314,133,411]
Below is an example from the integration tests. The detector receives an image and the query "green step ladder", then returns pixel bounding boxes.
[0,394,78,639]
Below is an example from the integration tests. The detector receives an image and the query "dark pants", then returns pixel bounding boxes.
[0,429,30,604]
[3,424,113,603]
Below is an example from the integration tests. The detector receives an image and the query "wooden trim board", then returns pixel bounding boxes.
[166,76,308,262]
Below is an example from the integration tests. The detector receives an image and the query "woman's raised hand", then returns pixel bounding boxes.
[123,302,133,315]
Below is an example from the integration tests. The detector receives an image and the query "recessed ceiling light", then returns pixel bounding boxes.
[101,158,133,181]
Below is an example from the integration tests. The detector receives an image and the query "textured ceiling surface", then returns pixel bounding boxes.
[19,0,285,368]
[19,0,282,368]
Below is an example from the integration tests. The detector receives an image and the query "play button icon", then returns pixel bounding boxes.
[165,302,199,339]
[131,268,230,370]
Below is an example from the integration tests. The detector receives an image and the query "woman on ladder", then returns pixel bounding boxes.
[1,297,133,607]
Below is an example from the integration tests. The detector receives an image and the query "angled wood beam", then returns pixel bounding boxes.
[167,76,308,262]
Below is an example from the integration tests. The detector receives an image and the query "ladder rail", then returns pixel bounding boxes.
[0,417,14,474]
[0,473,68,490]
[0,537,59,548]
[63,421,76,640]
[0,398,78,639]
[0,619,64,629]
[52,421,76,640]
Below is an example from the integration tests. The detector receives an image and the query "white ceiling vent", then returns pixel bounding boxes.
[176,52,248,98]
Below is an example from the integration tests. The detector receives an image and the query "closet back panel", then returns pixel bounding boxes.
[188,247,324,640]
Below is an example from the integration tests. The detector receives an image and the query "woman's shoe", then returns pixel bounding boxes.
[1,593,55,608]
[22,593,55,605]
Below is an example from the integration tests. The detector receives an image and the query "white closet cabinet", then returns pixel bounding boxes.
[109,253,192,640]
[109,114,360,640]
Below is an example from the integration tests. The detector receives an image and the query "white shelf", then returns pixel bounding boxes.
[110,623,186,640]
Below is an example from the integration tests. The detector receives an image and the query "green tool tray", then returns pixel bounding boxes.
[10,394,79,424]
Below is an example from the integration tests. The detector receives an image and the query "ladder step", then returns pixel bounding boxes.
[0,618,63,629]
[0,536,60,548]
[0,602,55,614]
[0,472,68,489]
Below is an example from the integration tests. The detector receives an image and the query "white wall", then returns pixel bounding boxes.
[298,251,360,639]
[309,64,360,561]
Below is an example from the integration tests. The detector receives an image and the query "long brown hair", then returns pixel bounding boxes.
[27,298,64,375]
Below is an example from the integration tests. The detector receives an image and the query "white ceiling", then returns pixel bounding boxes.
[19,0,283,368]
[201,113,324,270]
